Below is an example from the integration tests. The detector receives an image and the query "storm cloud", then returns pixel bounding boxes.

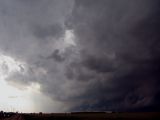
[65,0,160,111]
[0,0,160,112]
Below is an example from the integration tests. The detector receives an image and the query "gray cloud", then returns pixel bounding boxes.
[32,24,64,39]
[47,49,65,62]
[64,0,160,111]
[0,0,160,112]
[0,0,75,112]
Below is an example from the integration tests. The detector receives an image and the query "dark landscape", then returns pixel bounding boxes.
[1,112,160,120]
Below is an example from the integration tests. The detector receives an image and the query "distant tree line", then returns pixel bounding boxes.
[0,111,16,118]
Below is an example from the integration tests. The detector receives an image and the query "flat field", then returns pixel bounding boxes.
[21,112,160,120]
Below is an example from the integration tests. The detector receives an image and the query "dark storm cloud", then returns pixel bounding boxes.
[1,0,160,112]
[0,0,73,60]
[0,0,75,112]
[82,55,115,73]
[64,0,160,111]
[47,49,65,62]
[33,24,64,39]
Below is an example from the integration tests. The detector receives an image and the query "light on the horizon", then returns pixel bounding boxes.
[0,54,36,112]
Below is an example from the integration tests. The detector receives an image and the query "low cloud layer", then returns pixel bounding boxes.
[0,0,160,112]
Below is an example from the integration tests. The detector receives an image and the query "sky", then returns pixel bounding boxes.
[0,0,160,113]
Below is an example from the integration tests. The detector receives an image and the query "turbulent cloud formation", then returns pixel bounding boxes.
[66,0,160,111]
[0,0,160,112]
